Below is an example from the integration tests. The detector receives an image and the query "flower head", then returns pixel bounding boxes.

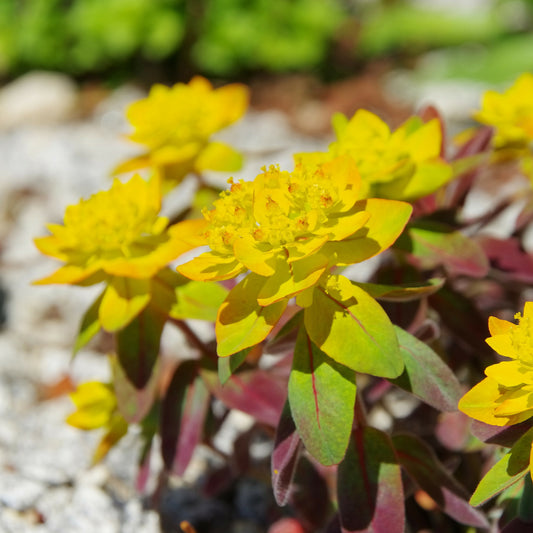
[34,174,190,285]
[459,302,533,427]
[113,76,249,188]
[297,109,452,202]
[474,73,533,150]
[177,157,412,356]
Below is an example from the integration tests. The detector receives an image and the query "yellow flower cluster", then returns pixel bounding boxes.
[297,109,452,202]
[114,76,249,188]
[34,174,189,285]
[474,73,533,150]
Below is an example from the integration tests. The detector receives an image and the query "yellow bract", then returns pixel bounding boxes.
[297,109,452,202]
[113,76,249,188]
[34,174,191,285]
[66,381,128,463]
[177,156,412,355]
[474,73,533,149]
[459,302,533,427]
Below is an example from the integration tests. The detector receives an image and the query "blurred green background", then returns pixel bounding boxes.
[1,0,533,84]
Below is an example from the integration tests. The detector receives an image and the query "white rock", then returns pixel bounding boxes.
[0,72,78,129]
[0,472,45,511]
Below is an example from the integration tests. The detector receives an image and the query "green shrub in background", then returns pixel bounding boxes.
[191,0,344,74]
[0,0,346,79]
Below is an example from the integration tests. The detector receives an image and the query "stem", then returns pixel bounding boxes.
[170,318,217,362]
[519,472,533,523]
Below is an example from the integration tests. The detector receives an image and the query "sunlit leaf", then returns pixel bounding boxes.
[305,276,403,378]
[470,427,533,507]
[99,276,151,332]
[352,278,444,302]
[216,273,288,357]
[171,280,228,321]
[288,328,356,465]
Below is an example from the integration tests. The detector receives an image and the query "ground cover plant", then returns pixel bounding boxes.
[33,72,533,532]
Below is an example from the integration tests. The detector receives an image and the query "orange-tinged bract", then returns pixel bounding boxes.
[114,76,249,188]
[177,157,413,356]
[34,174,191,285]
[297,109,452,202]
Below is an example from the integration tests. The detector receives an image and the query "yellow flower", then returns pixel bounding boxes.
[34,174,195,332]
[67,381,128,463]
[297,109,452,202]
[176,156,412,356]
[113,76,249,188]
[34,174,190,285]
[474,73,533,150]
[459,302,533,427]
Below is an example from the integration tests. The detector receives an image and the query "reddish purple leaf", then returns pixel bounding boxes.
[393,433,489,528]
[201,367,286,427]
[471,419,533,447]
[396,221,489,278]
[480,236,533,283]
[338,426,404,533]
[272,400,302,506]
[161,360,210,476]
[115,304,165,388]
[436,411,472,451]
[502,518,533,533]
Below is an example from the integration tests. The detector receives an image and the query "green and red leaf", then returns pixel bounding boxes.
[338,427,404,533]
[389,326,462,412]
[272,400,302,506]
[160,360,210,476]
[305,276,403,378]
[288,328,356,466]
[115,304,165,389]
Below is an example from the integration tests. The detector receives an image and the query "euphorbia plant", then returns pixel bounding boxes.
[32,71,533,532]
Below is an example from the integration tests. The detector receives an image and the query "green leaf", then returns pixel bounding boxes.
[395,221,489,277]
[99,276,151,332]
[171,280,228,322]
[73,290,104,356]
[338,427,404,533]
[390,326,462,412]
[288,327,356,466]
[218,347,251,385]
[216,273,288,357]
[470,427,533,507]
[115,304,166,389]
[305,275,403,378]
[352,278,444,302]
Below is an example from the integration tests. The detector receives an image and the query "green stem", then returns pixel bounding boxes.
[519,471,533,523]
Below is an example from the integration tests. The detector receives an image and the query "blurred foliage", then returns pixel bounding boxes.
[1,0,533,83]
